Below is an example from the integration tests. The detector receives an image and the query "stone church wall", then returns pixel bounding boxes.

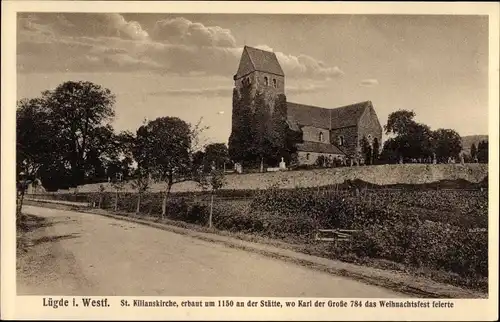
[330,126,359,157]
[301,126,331,143]
[357,106,383,147]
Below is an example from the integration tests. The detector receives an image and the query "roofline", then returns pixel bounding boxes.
[235,69,284,80]
[244,45,277,55]
[330,125,358,130]
[241,45,285,77]
[336,100,372,110]
[296,143,346,154]
[244,46,257,73]
[288,100,372,111]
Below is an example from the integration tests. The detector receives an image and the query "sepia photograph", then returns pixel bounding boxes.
[2,1,499,321]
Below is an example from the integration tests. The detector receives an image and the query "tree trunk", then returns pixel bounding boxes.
[114,189,118,212]
[161,191,167,219]
[98,195,102,209]
[17,189,25,217]
[161,183,173,219]
[209,192,214,229]
[260,157,264,173]
[136,193,141,214]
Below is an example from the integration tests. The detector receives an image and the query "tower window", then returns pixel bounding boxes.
[264,76,269,86]
[319,132,324,142]
[306,153,310,161]
[338,136,344,146]
[273,78,277,88]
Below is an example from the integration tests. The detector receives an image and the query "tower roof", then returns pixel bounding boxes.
[235,46,284,79]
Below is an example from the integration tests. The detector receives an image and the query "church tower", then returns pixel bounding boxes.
[229,46,287,165]
[233,46,285,111]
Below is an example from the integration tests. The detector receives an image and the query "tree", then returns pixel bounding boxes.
[192,150,206,172]
[372,138,380,164]
[17,98,57,182]
[16,175,32,217]
[135,117,203,218]
[470,143,477,162]
[379,138,400,164]
[360,136,373,165]
[16,98,60,212]
[228,84,256,165]
[432,129,462,163]
[269,94,295,165]
[130,167,151,214]
[252,91,273,171]
[477,140,488,163]
[110,174,125,212]
[41,81,116,186]
[384,110,416,136]
[97,184,106,209]
[204,143,230,171]
[382,110,433,163]
[196,168,226,229]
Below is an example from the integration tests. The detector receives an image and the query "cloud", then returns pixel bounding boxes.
[18,13,150,40]
[148,86,232,97]
[152,17,236,47]
[359,78,379,87]
[17,13,343,80]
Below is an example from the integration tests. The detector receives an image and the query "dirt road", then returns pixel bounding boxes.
[18,205,405,297]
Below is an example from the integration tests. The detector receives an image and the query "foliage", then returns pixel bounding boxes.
[252,91,272,167]
[315,155,328,167]
[372,137,380,164]
[381,109,463,163]
[204,143,230,170]
[16,98,57,182]
[134,116,206,217]
[384,110,416,136]
[39,184,488,289]
[470,143,477,161]
[228,86,301,168]
[477,140,488,163]
[432,128,462,163]
[135,116,190,217]
[196,168,226,192]
[360,136,372,165]
[42,81,116,186]
[379,138,400,164]
[17,81,117,190]
[228,85,255,165]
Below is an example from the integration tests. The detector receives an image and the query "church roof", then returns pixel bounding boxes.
[235,46,284,79]
[296,141,346,155]
[287,101,371,130]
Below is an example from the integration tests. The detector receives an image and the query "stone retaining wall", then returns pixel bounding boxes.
[70,163,488,193]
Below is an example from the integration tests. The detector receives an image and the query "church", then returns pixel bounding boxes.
[231,46,383,166]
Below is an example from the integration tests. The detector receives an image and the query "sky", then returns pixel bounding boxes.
[17,13,489,145]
